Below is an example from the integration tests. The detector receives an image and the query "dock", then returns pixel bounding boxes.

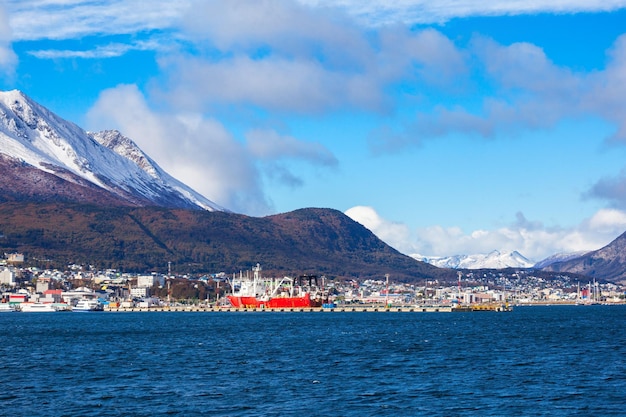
[104,304,512,313]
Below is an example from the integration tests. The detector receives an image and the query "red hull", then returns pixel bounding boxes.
[228,293,321,308]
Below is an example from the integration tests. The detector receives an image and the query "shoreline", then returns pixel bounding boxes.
[101,301,625,312]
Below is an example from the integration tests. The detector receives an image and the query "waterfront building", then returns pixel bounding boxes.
[130,287,149,298]
[0,267,16,287]
[137,274,165,288]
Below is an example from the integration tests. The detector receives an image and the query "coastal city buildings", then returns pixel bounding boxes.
[1,253,624,309]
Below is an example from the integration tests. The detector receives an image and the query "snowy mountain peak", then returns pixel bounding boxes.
[0,90,226,211]
[413,250,534,269]
[89,129,160,179]
[0,89,99,183]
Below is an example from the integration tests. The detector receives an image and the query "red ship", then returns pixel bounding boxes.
[227,264,325,308]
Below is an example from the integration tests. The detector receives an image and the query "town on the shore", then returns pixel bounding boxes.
[1,252,625,311]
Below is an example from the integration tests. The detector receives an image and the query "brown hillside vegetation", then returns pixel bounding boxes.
[0,202,453,282]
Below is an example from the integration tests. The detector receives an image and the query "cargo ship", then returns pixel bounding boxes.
[227,264,325,308]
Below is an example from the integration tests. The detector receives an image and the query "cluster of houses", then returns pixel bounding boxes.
[0,254,170,309]
[1,253,625,310]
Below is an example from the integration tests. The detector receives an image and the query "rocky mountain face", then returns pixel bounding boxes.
[0,90,223,211]
[543,231,626,283]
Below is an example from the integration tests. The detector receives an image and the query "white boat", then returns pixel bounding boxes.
[73,299,104,312]
[0,303,16,312]
[20,303,56,312]
[20,302,72,312]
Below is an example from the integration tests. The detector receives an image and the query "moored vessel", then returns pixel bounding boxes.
[227,264,326,308]
[20,302,72,312]
[0,303,16,312]
[73,299,104,312]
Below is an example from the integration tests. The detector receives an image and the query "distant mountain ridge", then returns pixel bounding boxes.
[413,250,534,269]
[543,231,626,283]
[533,251,589,269]
[0,90,224,211]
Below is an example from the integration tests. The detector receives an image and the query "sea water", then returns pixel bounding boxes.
[1,305,625,416]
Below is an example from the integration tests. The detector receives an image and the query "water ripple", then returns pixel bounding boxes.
[1,306,625,416]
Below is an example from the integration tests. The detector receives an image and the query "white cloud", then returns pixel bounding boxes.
[345,206,414,251]
[27,39,163,59]
[587,34,626,144]
[302,0,626,26]
[371,33,626,152]
[8,0,626,44]
[85,84,339,214]
[345,205,626,262]
[183,0,370,66]
[157,54,387,114]
[157,4,468,116]
[246,128,338,167]
[7,0,189,41]
[0,4,17,77]
[585,168,626,209]
[585,208,626,232]
[245,128,338,188]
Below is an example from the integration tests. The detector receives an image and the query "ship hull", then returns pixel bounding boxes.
[227,293,322,309]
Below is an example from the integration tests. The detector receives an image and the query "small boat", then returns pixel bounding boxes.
[0,303,16,312]
[73,299,104,312]
[227,264,326,309]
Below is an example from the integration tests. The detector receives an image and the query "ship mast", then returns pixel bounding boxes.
[253,263,261,297]
[385,274,389,307]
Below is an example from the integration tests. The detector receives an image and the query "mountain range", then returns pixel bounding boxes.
[414,250,534,270]
[543,231,626,283]
[0,90,450,281]
[1,89,626,283]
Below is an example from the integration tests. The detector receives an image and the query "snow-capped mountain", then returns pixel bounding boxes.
[413,250,534,269]
[542,231,626,282]
[533,251,589,269]
[0,90,225,211]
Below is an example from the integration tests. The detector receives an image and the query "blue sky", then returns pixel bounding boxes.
[2,1,626,262]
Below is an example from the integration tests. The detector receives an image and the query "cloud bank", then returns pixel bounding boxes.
[86,84,338,215]
[345,206,626,261]
[302,0,626,25]
[7,0,188,41]
[9,0,626,42]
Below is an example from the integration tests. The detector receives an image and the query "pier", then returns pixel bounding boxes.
[104,303,512,313]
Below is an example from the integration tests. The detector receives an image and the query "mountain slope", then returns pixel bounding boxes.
[543,231,626,283]
[533,251,589,269]
[0,202,452,281]
[0,90,223,211]
[90,129,227,211]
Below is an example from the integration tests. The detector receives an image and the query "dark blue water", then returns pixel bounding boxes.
[1,305,625,416]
